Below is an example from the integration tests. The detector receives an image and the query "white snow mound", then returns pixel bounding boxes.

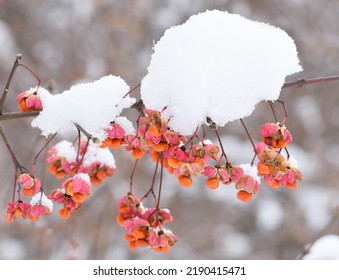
[141,10,302,135]
[32,75,134,140]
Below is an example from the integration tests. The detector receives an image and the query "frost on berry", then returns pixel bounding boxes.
[81,143,116,186]
[47,141,77,179]
[100,122,126,149]
[235,164,260,202]
[29,193,53,221]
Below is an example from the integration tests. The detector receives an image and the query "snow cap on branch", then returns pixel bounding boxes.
[141,10,302,135]
[32,75,134,140]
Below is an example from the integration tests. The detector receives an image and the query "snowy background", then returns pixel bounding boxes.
[1,0,339,260]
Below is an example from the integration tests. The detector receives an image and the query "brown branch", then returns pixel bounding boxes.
[74,123,99,143]
[131,99,145,113]
[0,54,22,113]
[283,75,339,89]
[0,111,40,121]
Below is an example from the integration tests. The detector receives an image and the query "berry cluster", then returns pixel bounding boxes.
[3,172,52,222]
[49,174,91,219]
[117,193,177,253]
[257,122,302,188]
[47,139,116,186]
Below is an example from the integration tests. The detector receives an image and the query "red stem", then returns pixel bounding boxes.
[129,159,139,193]
[0,126,22,172]
[240,118,257,166]
[155,152,164,210]
[32,133,57,175]
[73,138,90,174]
[18,63,41,90]
[122,83,141,98]
[140,154,160,201]
[214,129,229,165]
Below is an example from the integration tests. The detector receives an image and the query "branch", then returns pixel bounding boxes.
[74,123,99,143]
[283,75,339,89]
[0,111,40,121]
[0,54,22,113]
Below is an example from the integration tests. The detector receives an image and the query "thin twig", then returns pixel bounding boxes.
[0,54,22,113]
[17,63,41,90]
[129,159,139,193]
[74,123,99,143]
[283,75,339,89]
[0,126,22,171]
[12,173,18,202]
[240,118,257,165]
[155,152,164,210]
[31,133,57,175]
[214,129,229,164]
[277,99,288,124]
[122,83,141,98]
[73,137,90,174]
[268,101,278,122]
[140,155,160,201]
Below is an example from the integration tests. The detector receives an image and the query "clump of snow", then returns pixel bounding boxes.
[141,10,302,135]
[83,143,115,168]
[114,116,135,135]
[303,235,339,260]
[32,75,135,141]
[30,193,54,212]
[73,173,91,185]
[239,163,260,183]
[54,140,77,162]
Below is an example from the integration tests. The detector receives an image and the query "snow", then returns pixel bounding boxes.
[114,116,135,135]
[73,173,91,185]
[30,193,54,211]
[32,75,135,141]
[83,143,116,168]
[239,163,260,183]
[54,140,77,162]
[303,235,339,260]
[141,10,302,135]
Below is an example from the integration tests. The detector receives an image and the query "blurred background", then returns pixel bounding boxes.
[0,0,339,260]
